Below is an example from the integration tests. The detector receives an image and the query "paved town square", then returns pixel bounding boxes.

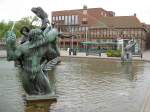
[0,0,150,112]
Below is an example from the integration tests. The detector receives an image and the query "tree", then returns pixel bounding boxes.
[0,16,40,38]
[0,21,13,38]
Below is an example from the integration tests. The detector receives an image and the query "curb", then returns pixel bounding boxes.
[0,54,149,62]
[60,55,144,62]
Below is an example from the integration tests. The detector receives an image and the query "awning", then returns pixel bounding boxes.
[80,41,98,45]
[80,41,117,45]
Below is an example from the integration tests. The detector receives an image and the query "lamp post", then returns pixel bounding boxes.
[85,27,88,56]
[72,35,74,50]
[83,5,88,56]
[70,26,74,55]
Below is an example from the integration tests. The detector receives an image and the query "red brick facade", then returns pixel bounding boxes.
[51,6,146,53]
[51,6,114,50]
[88,16,146,52]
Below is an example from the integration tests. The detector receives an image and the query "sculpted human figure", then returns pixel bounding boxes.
[20,26,30,44]
[5,27,59,95]
[121,39,136,62]
[31,7,62,63]
[31,7,50,31]
[5,7,73,95]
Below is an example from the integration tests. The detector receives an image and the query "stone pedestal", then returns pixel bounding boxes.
[25,94,57,112]
[26,94,57,101]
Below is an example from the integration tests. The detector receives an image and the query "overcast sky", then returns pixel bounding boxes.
[0,0,150,24]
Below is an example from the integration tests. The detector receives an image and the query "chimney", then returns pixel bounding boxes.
[82,5,88,24]
[134,13,136,16]
[83,5,87,9]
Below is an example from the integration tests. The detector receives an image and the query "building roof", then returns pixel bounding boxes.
[52,7,114,26]
[92,16,143,28]
[52,7,109,14]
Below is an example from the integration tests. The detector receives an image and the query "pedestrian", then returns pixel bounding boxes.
[97,46,101,56]
[141,52,143,59]
[69,48,71,55]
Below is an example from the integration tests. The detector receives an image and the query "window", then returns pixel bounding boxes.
[68,16,71,25]
[55,16,58,21]
[59,16,61,20]
[102,39,107,42]
[79,27,82,31]
[82,27,85,31]
[97,31,100,36]
[93,30,96,38]
[85,27,88,31]
[75,27,78,32]
[123,30,127,35]
[110,30,113,35]
[72,27,75,32]
[100,29,103,36]
[62,16,64,20]
[91,32,93,38]
[131,30,134,35]
[64,16,68,25]
[75,15,79,24]
[52,16,55,21]
[81,34,85,38]
[68,26,71,32]
[106,29,109,36]
[72,15,75,25]
[104,29,106,35]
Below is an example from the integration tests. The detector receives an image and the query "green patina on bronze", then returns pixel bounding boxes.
[5,6,61,95]
[5,27,60,95]
[121,39,136,62]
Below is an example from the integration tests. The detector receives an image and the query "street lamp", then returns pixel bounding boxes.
[85,27,88,56]
[83,5,88,56]
[72,35,74,50]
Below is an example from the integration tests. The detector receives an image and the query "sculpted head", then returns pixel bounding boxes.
[28,28,43,42]
[31,7,48,19]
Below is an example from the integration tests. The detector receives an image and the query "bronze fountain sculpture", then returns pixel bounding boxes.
[5,7,71,96]
[121,39,136,62]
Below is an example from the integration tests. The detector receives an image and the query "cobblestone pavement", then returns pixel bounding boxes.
[0,50,146,61]
[60,50,142,61]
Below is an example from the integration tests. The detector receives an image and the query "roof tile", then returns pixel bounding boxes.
[93,16,143,28]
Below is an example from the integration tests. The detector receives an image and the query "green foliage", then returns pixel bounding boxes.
[0,16,40,38]
[0,21,13,39]
[106,50,121,57]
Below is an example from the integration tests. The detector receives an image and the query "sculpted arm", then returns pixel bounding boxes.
[5,31,22,61]
[28,28,59,48]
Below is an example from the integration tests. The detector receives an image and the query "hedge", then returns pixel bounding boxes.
[106,50,121,57]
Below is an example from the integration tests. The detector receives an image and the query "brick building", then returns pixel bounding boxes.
[142,23,150,49]
[51,6,146,54]
[51,6,115,50]
[88,16,146,54]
